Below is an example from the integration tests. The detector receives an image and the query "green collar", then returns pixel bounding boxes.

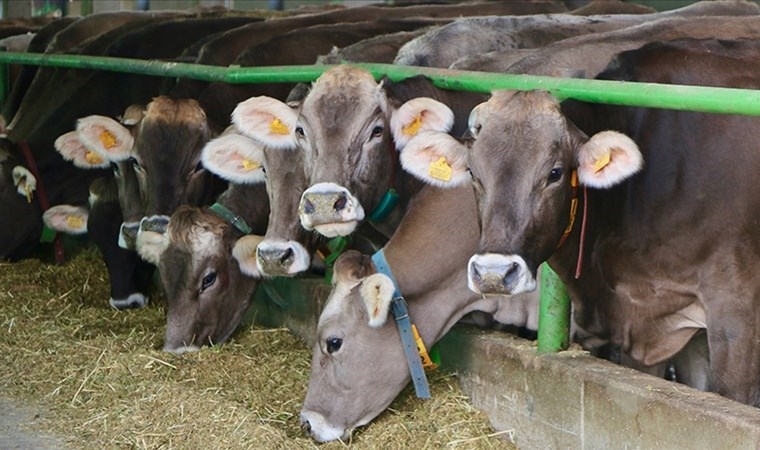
[209,203,252,234]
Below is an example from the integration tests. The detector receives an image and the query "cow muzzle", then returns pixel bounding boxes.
[468,253,536,295]
[118,221,140,250]
[256,239,310,277]
[299,411,349,443]
[299,182,365,237]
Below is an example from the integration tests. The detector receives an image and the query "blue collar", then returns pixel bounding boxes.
[371,249,431,399]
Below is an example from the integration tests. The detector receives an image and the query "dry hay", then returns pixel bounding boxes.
[0,247,515,449]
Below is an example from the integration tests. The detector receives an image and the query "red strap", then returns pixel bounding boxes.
[19,141,65,265]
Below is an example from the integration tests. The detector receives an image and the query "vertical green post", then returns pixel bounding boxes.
[537,262,571,353]
[81,0,93,16]
[1,0,8,19]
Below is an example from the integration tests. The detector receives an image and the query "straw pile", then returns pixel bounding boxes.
[0,246,514,449]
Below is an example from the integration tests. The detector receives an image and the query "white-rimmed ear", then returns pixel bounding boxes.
[400,130,469,188]
[360,273,394,328]
[577,130,642,189]
[76,115,134,162]
[43,205,88,235]
[11,166,35,200]
[201,132,266,184]
[232,234,265,278]
[391,97,454,150]
[118,104,145,126]
[232,96,298,150]
[54,131,110,169]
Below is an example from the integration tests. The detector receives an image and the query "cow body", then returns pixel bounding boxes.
[406,38,760,405]
[394,0,757,69]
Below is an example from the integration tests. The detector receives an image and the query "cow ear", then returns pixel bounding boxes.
[400,130,470,188]
[11,166,35,200]
[232,234,265,278]
[391,97,455,150]
[577,130,642,188]
[360,273,394,328]
[54,131,110,169]
[201,132,266,184]
[76,115,134,161]
[232,96,298,150]
[42,205,88,235]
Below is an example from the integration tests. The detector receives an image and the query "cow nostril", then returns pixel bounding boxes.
[279,247,294,264]
[504,262,520,282]
[303,198,315,214]
[333,195,347,212]
[301,419,312,434]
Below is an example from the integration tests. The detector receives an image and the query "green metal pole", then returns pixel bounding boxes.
[0,53,759,116]
[537,263,571,353]
[81,0,94,16]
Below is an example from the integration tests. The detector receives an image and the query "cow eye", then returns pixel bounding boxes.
[326,336,343,354]
[548,167,563,184]
[194,161,205,174]
[469,123,481,138]
[295,126,305,138]
[128,156,141,170]
[110,162,120,176]
[370,125,383,139]
[201,272,217,292]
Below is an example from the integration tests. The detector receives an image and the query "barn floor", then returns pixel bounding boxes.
[0,245,514,449]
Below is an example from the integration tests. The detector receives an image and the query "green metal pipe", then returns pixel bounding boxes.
[0,52,759,116]
[537,263,571,354]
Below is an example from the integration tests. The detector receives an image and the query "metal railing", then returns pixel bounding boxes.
[2,50,758,353]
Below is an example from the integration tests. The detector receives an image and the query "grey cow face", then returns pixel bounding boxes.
[296,66,392,237]
[159,206,257,353]
[300,251,408,442]
[465,91,641,295]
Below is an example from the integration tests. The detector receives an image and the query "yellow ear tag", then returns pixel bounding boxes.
[428,156,452,182]
[98,130,117,149]
[24,185,33,204]
[241,159,261,171]
[402,115,422,136]
[85,150,104,165]
[269,118,290,135]
[67,215,85,229]
[593,152,611,173]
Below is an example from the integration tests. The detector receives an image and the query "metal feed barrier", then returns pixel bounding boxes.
[2,51,759,353]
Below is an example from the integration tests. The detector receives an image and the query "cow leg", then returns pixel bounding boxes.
[671,330,709,391]
[706,295,760,406]
[88,199,150,309]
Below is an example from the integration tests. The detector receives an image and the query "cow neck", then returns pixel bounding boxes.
[208,203,252,235]
[367,138,400,223]
[19,140,64,265]
[371,248,436,399]
[555,169,588,279]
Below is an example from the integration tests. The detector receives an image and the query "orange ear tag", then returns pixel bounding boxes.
[402,115,422,136]
[269,118,290,135]
[98,130,117,149]
[67,215,85,229]
[85,150,104,165]
[241,159,261,171]
[428,157,452,182]
[593,152,611,173]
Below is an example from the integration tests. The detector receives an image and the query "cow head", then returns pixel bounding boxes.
[232,66,453,238]
[399,90,642,295]
[75,96,215,262]
[200,127,310,277]
[300,249,503,442]
[55,126,145,251]
[160,205,265,353]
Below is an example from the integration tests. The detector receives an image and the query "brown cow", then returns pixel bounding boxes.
[397,38,760,406]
